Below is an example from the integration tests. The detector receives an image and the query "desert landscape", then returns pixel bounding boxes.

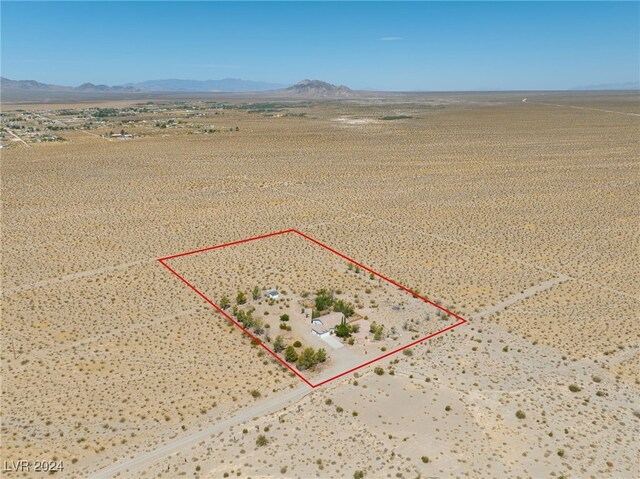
[1,90,639,478]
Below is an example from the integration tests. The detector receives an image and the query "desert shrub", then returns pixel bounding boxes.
[293,340,302,348]
[354,471,364,479]
[334,318,352,338]
[273,336,285,353]
[557,449,565,457]
[568,384,581,393]
[374,367,384,375]
[296,347,317,370]
[403,349,413,357]
[325,398,333,405]
[445,405,451,412]
[280,314,289,321]
[256,434,268,447]
[284,346,298,363]
[250,389,261,398]
[236,291,247,305]
[219,295,230,309]
[516,410,526,419]
[421,456,429,463]
[315,348,327,363]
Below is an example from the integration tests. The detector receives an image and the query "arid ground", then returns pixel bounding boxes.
[1,91,638,478]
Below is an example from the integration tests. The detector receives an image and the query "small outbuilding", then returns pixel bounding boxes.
[265,289,279,300]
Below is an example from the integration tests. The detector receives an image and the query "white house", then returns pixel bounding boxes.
[311,311,345,338]
[265,289,279,300]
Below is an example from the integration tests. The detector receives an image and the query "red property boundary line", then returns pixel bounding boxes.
[158,229,467,388]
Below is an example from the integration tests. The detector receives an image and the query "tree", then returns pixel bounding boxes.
[315,348,327,363]
[252,317,264,335]
[273,335,285,353]
[315,289,334,311]
[333,299,355,318]
[252,286,260,300]
[219,295,230,310]
[334,318,352,338]
[284,346,298,363]
[297,347,317,370]
[236,291,247,305]
[279,314,290,322]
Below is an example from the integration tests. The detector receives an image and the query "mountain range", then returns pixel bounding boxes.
[0,77,361,99]
[0,77,286,93]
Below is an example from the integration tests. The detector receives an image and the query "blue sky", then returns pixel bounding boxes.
[1,1,638,91]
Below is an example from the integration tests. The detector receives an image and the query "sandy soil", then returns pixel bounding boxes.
[1,92,638,478]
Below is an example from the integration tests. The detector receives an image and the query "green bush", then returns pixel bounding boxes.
[315,348,327,363]
[315,289,334,311]
[236,291,247,305]
[284,346,298,363]
[333,299,355,318]
[296,347,317,370]
[273,335,285,353]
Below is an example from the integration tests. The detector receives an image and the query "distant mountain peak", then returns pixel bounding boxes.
[285,79,355,97]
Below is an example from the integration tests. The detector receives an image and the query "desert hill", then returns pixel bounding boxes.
[284,79,356,97]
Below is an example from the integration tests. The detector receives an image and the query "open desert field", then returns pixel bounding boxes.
[1,91,639,478]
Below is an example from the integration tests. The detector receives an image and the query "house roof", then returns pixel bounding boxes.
[312,312,345,334]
